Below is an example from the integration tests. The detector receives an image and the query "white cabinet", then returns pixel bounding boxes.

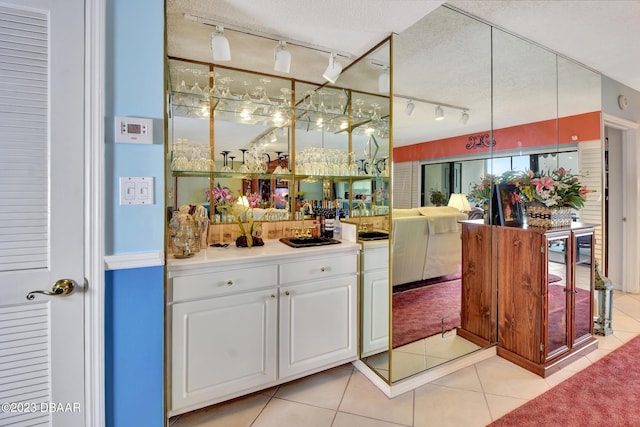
[279,276,357,378]
[278,252,358,378]
[361,243,389,357]
[171,289,277,412]
[167,247,359,416]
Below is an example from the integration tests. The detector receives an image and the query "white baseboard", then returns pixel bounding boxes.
[104,251,164,270]
[353,346,497,398]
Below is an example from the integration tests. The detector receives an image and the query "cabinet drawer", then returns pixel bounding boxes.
[363,247,389,271]
[279,253,357,284]
[171,264,278,302]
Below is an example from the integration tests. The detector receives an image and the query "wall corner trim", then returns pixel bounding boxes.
[104,251,165,270]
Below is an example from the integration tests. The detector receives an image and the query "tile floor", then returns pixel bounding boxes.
[170,290,640,427]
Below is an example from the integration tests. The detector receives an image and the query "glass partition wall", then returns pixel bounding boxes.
[360,4,602,384]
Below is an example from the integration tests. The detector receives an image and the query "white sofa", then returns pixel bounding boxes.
[392,206,466,286]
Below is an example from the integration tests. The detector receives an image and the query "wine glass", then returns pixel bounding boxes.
[238,149,250,173]
[220,151,231,172]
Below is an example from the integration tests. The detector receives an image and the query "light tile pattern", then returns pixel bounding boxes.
[171,292,640,427]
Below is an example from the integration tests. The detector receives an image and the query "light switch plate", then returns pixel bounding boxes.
[115,116,153,144]
[119,176,155,205]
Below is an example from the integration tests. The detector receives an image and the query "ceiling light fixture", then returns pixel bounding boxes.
[460,110,469,125]
[322,53,343,83]
[274,40,291,73]
[378,67,390,93]
[405,100,415,116]
[210,26,231,61]
[435,105,444,121]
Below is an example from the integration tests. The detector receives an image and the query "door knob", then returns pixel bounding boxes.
[27,279,76,300]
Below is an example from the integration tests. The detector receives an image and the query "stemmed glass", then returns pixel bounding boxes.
[302,90,316,111]
[220,151,231,172]
[235,81,256,123]
[257,78,273,115]
[273,88,292,127]
[353,99,366,121]
[238,149,250,173]
[273,151,284,175]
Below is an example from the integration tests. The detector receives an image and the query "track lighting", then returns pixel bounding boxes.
[210,26,231,61]
[460,110,469,125]
[435,105,444,121]
[322,53,343,83]
[274,40,291,73]
[405,100,415,116]
[378,67,390,93]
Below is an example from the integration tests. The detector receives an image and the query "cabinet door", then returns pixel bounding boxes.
[497,227,544,363]
[279,275,358,379]
[545,234,570,359]
[171,289,277,412]
[361,269,389,357]
[572,230,594,345]
[461,223,495,344]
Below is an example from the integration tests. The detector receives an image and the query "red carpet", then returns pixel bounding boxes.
[490,334,640,426]
[548,284,591,351]
[392,279,461,348]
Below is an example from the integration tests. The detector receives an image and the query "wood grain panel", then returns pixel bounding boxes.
[460,222,495,345]
[496,227,543,363]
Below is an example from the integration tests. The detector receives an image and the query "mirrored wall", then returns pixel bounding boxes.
[362,4,602,384]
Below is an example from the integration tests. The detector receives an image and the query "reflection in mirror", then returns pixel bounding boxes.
[167,59,294,220]
[573,232,594,344]
[384,5,602,384]
[546,236,569,357]
[377,6,493,383]
[557,57,603,267]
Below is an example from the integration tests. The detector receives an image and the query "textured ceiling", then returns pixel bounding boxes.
[448,0,640,92]
[167,0,640,149]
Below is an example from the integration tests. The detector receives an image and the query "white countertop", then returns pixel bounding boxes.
[167,239,361,272]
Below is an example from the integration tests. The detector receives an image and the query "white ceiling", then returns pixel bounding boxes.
[168,0,640,92]
[167,0,640,150]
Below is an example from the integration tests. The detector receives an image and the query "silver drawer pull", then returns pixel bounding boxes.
[226,280,234,286]
[320,266,327,272]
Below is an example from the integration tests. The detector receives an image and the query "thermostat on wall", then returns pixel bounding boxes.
[115,116,153,144]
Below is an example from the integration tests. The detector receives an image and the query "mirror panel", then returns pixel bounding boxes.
[385,5,601,384]
[384,7,493,383]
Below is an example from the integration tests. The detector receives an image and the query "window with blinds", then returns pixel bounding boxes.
[0,6,49,272]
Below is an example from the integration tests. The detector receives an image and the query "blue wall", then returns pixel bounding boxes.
[105,267,164,427]
[105,0,165,426]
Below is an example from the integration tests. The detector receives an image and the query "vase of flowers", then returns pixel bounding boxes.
[216,189,265,247]
[514,168,591,227]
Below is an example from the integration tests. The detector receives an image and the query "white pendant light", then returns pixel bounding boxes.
[435,105,444,120]
[405,100,415,116]
[210,26,231,61]
[322,53,343,83]
[460,110,469,125]
[274,40,291,73]
[378,68,390,93]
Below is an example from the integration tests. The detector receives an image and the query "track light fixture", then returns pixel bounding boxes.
[405,100,415,116]
[378,67,390,93]
[210,26,231,61]
[274,40,291,73]
[460,110,469,125]
[435,106,444,121]
[322,53,343,83]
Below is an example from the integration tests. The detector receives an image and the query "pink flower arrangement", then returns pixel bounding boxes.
[514,168,591,210]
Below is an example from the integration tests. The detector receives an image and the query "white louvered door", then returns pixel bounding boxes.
[0,1,85,426]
